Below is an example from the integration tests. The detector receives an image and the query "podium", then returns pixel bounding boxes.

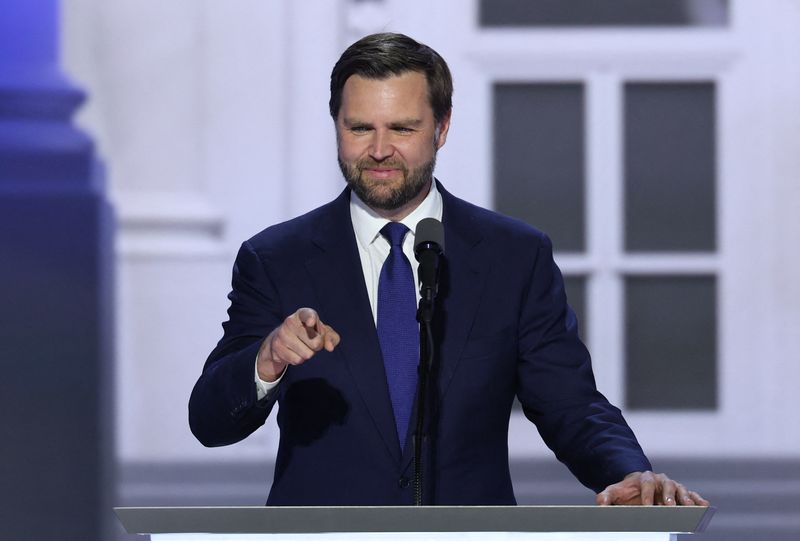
[115,505,715,540]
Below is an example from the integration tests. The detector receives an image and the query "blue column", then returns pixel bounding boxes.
[0,1,114,540]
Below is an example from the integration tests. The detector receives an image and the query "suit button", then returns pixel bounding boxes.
[398,477,410,489]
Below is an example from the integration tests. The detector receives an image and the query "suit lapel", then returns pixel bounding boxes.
[305,190,403,463]
[435,190,491,399]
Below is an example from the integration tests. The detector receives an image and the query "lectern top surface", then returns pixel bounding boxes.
[115,505,715,535]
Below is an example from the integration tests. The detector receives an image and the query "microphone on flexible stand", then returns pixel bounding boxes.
[412,217,445,506]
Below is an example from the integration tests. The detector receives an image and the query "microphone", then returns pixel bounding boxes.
[414,218,445,311]
[412,218,444,504]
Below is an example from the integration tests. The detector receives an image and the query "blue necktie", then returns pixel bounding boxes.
[377,222,419,448]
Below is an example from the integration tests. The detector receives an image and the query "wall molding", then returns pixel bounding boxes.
[114,190,226,258]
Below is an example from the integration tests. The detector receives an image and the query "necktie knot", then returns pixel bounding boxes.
[380,222,409,248]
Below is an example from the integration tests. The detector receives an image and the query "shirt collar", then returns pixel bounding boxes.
[350,180,444,249]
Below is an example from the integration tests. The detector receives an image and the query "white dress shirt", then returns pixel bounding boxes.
[255,182,443,399]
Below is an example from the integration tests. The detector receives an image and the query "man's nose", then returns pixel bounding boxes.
[369,131,394,161]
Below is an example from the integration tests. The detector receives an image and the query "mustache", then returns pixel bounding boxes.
[355,159,406,170]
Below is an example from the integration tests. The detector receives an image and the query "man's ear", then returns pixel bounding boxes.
[435,109,452,149]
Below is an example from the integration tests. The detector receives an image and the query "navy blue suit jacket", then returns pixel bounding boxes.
[189,182,651,505]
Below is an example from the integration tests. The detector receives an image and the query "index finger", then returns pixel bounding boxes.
[296,308,322,333]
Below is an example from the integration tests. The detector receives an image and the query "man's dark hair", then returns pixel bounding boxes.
[329,32,453,125]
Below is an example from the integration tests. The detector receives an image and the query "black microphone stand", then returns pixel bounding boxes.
[413,295,435,506]
[411,218,444,506]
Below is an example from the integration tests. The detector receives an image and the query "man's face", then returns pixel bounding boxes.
[336,71,450,214]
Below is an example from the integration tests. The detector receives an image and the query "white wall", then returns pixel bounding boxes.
[61,0,800,467]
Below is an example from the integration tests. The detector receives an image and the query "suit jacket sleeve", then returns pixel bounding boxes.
[515,233,652,492]
[188,240,282,447]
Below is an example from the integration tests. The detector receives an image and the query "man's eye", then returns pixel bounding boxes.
[351,126,370,133]
[394,127,413,133]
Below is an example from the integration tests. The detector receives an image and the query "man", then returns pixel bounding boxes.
[189,32,708,507]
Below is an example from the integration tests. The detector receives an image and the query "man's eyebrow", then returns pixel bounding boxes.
[389,118,423,127]
[342,118,372,127]
[342,118,424,127]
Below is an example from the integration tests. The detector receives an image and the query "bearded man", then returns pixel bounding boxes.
[189,32,708,508]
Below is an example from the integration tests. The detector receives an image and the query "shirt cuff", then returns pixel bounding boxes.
[254,357,285,400]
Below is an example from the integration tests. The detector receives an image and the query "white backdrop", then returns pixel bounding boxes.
[61,0,800,468]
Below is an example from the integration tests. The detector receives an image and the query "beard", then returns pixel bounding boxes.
[338,153,436,211]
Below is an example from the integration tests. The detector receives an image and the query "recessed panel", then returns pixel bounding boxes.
[625,275,717,410]
[624,82,716,252]
[480,0,729,27]
[493,83,585,252]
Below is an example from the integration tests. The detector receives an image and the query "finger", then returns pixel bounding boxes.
[639,471,656,506]
[599,473,646,506]
[298,326,325,351]
[297,309,329,349]
[659,478,678,506]
[270,339,306,366]
[596,480,635,506]
[688,490,709,506]
[675,483,691,506]
[296,308,320,332]
[323,325,341,351]
[285,313,325,351]
[274,325,318,361]
[677,486,697,506]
